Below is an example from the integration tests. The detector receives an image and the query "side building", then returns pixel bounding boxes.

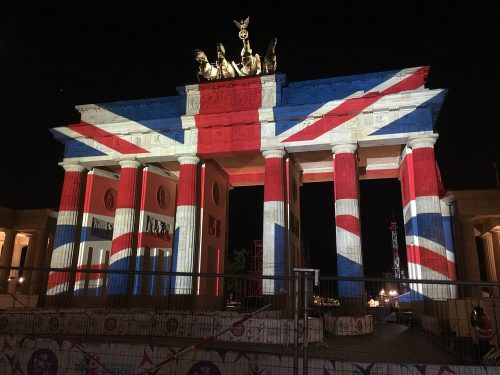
[0,207,56,306]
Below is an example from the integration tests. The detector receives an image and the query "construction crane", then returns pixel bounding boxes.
[389,221,401,279]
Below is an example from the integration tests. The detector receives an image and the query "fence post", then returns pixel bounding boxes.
[293,270,300,375]
[303,271,310,375]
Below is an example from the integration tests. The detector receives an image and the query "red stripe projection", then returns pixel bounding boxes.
[82,172,95,213]
[302,172,334,183]
[137,233,170,249]
[284,67,429,142]
[447,260,457,280]
[336,215,361,236]
[197,125,261,156]
[286,159,290,204]
[228,172,265,186]
[200,165,206,209]
[116,167,140,209]
[59,170,85,211]
[110,232,135,256]
[140,170,148,211]
[47,270,70,288]
[399,152,416,209]
[264,157,284,202]
[196,77,262,114]
[334,153,358,200]
[412,147,439,197]
[407,245,450,278]
[83,173,119,216]
[361,168,399,179]
[177,163,198,206]
[140,169,177,216]
[75,263,106,282]
[195,77,262,156]
[69,122,148,154]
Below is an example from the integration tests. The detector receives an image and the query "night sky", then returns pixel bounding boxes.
[1,3,499,276]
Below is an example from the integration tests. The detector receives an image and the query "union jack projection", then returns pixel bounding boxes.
[49,66,451,299]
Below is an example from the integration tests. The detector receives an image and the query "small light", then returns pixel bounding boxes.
[18,277,24,284]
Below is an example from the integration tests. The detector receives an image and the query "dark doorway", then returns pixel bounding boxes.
[227,186,264,257]
[359,179,406,278]
[300,182,336,274]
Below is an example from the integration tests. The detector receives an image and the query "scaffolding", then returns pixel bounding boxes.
[244,240,263,305]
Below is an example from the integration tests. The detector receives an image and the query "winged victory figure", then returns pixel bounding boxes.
[234,16,250,40]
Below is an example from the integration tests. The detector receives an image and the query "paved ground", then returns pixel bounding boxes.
[73,322,456,365]
[313,323,454,364]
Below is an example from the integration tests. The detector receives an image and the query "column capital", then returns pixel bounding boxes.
[58,163,86,172]
[331,142,357,155]
[408,134,438,149]
[481,231,493,240]
[178,155,200,165]
[262,149,286,159]
[119,159,142,168]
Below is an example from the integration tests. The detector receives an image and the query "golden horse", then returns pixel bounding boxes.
[195,43,236,81]
[195,49,218,81]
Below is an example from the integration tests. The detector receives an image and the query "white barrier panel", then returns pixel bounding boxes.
[0,333,495,375]
[324,315,373,336]
[0,309,322,344]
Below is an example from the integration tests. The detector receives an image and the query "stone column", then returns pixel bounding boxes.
[332,143,365,313]
[39,233,55,296]
[0,229,17,292]
[47,164,86,296]
[403,136,450,300]
[459,218,481,296]
[262,149,286,295]
[493,230,500,285]
[481,232,499,297]
[172,155,199,294]
[29,231,50,295]
[107,160,141,296]
[19,231,40,294]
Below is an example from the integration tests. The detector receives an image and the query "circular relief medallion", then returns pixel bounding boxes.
[104,188,117,211]
[156,185,169,209]
[291,178,298,202]
[212,182,220,206]
[27,348,58,375]
[188,361,221,375]
[230,323,245,337]
[104,317,118,332]
[165,317,179,333]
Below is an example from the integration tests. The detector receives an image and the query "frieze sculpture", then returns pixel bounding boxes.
[195,16,277,81]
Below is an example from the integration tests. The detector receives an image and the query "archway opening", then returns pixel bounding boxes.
[226,185,264,304]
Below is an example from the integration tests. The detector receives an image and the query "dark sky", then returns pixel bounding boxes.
[1,2,499,276]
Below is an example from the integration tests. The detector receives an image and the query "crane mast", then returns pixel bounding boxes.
[389,221,400,279]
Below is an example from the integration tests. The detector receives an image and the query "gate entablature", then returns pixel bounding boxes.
[51,67,443,168]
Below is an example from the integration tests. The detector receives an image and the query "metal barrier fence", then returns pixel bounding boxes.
[1,265,500,369]
[0,265,294,313]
